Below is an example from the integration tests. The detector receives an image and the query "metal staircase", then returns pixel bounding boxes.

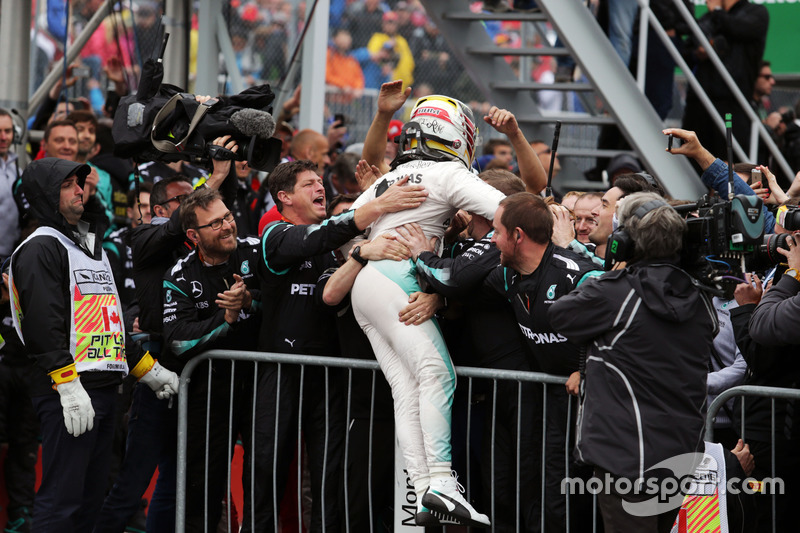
[419,0,707,200]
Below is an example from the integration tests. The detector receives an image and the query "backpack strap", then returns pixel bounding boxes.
[150,94,219,153]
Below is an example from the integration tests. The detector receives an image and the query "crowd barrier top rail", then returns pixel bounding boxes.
[180,349,570,385]
[704,384,800,441]
[176,349,568,532]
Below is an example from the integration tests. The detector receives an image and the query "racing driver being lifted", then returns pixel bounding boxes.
[325,94,510,528]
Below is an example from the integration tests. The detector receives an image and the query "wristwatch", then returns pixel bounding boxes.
[352,245,368,267]
[783,268,800,282]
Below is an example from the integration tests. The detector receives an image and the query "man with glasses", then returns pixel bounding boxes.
[162,187,262,531]
[96,136,236,532]
[753,60,776,121]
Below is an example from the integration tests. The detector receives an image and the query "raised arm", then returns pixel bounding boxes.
[483,107,546,193]
[362,80,411,176]
[665,127,775,232]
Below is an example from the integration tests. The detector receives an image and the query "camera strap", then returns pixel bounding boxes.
[151,94,219,154]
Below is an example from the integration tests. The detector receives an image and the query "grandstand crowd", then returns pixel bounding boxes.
[2,1,800,533]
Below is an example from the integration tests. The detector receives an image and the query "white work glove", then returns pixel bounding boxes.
[139,361,180,400]
[55,377,95,437]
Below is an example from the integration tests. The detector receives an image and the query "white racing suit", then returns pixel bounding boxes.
[348,159,505,486]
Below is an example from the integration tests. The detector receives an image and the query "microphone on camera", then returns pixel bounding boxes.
[230,108,276,140]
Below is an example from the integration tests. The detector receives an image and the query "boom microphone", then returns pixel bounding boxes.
[230,108,276,140]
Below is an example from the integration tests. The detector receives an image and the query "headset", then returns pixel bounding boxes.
[0,107,25,146]
[604,198,669,271]
[0,107,26,188]
[634,172,659,191]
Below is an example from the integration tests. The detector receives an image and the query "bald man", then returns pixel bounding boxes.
[289,129,330,176]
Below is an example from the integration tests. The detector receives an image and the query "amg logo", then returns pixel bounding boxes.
[290,283,315,295]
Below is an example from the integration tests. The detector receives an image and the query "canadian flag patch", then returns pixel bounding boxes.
[102,306,123,332]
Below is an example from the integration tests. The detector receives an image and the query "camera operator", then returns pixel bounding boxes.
[734,235,800,532]
[550,192,718,532]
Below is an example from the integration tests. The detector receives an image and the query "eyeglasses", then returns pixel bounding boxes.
[195,211,234,231]
[760,73,775,81]
[158,194,188,206]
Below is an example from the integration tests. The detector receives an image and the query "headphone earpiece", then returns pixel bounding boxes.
[604,227,634,271]
[604,199,669,270]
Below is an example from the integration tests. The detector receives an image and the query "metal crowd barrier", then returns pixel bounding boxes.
[177,351,800,533]
[176,349,580,533]
[705,384,800,533]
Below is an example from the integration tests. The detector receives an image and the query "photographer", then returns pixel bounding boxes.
[738,235,800,531]
[550,192,717,532]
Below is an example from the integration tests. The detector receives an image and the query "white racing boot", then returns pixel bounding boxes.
[422,471,491,528]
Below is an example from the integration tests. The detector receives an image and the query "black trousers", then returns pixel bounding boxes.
[597,488,676,533]
[184,361,251,533]
[243,364,346,533]
[0,362,39,523]
[481,354,543,533]
[543,386,594,533]
[748,437,800,533]
[31,385,118,533]
[682,91,752,165]
[343,418,394,532]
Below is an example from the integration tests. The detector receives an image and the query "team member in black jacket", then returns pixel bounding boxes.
[8,158,177,532]
[550,192,717,533]
[96,137,236,533]
[104,183,152,332]
[161,188,261,532]
[246,160,427,532]
[0,265,38,532]
[485,192,601,533]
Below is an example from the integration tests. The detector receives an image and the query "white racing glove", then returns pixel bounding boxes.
[140,361,180,400]
[55,377,95,437]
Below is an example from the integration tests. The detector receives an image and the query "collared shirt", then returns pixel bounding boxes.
[0,152,21,256]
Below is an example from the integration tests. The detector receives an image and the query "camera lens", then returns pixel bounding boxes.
[781,207,800,231]
[758,233,790,265]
